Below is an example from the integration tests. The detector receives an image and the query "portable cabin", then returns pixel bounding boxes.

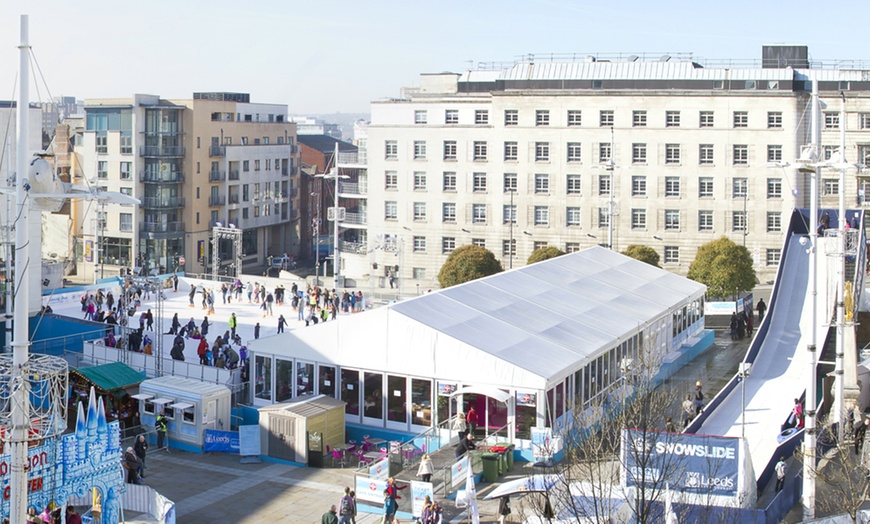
[259,395,346,466]
[135,376,231,452]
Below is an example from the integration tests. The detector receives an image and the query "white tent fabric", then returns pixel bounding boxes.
[249,247,706,391]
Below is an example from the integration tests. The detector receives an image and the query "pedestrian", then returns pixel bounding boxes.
[420,495,433,524]
[155,410,168,449]
[277,315,286,334]
[382,489,397,524]
[856,415,870,455]
[775,456,786,492]
[682,394,695,428]
[852,213,860,230]
[321,504,338,524]
[201,316,211,337]
[455,433,476,459]
[65,506,82,524]
[172,274,179,292]
[197,338,209,365]
[229,312,238,338]
[265,292,274,316]
[338,486,355,524]
[693,381,704,416]
[452,412,467,439]
[134,434,148,479]
[498,495,512,524]
[467,406,479,437]
[254,322,261,339]
[123,446,142,484]
[417,453,434,483]
[168,313,180,335]
[665,417,677,433]
[729,312,738,340]
[189,284,196,307]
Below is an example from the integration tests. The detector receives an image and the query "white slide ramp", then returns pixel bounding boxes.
[696,234,834,479]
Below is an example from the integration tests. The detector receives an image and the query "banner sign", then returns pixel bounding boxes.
[239,425,261,456]
[203,429,240,453]
[85,240,93,263]
[411,481,434,517]
[531,427,553,458]
[369,457,390,480]
[437,382,457,396]
[450,456,469,488]
[355,475,388,504]
[516,391,536,407]
[622,429,740,497]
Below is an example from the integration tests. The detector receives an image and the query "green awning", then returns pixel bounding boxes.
[72,362,144,392]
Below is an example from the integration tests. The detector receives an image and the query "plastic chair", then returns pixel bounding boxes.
[331,448,347,468]
[357,450,372,467]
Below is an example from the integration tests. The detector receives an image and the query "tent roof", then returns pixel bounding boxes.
[259,394,346,417]
[250,247,705,390]
[72,362,143,392]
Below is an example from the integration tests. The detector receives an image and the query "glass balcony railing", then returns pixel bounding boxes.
[209,195,227,206]
[209,170,227,182]
[140,221,185,233]
[142,197,185,209]
[140,146,186,157]
[140,171,184,184]
[228,170,240,180]
[209,146,226,157]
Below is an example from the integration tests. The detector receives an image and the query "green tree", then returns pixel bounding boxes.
[437,244,503,288]
[687,236,756,299]
[621,245,660,268]
[528,246,566,265]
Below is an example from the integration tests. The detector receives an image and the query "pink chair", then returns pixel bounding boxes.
[357,450,372,466]
[331,448,347,468]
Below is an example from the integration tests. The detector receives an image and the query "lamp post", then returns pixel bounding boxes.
[592,128,619,250]
[310,191,320,278]
[508,188,515,269]
[739,363,751,439]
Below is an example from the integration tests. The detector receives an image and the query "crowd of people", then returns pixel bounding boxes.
[321,479,444,524]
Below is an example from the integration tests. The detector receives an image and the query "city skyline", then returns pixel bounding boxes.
[0,1,868,115]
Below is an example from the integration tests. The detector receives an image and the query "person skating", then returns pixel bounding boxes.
[229,312,238,338]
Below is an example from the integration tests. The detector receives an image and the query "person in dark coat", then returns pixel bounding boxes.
[855,415,870,455]
[756,299,767,322]
[729,312,739,340]
[455,433,476,458]
[134,435,148,479]
[123,447,141,484]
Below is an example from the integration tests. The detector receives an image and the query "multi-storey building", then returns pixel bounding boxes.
[356,46,870,289]
[76,92,300,278]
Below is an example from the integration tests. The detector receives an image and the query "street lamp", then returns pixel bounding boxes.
[310,191,320,279]
[738,363,751,439]
[591,128,621,251]
[508,188,516,269]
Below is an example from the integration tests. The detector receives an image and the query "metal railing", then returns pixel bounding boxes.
[140,221,185,234]
[208,170,226,182]
[343,212,367,225]
[142,197,185,209]
[140,171,184,184]
[339,182,368,196]
[209,146,226,157]
[140,146,185,157]
[228,170,240,180]
[340,241,367,254]
[337,150,367,165]
[29,328,110,356]
[209,195,227,206]
[228,195,240,204]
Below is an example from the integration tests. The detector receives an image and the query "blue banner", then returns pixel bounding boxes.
[204,429,240,453]
[622,429,740,497]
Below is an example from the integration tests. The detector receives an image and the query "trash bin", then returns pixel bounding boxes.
[495,442,514,470]
[497,451,507,475]
[481,453,499,482]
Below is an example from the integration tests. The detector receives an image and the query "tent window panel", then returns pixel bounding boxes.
[182,407,195,424]
[387,375,407,424]
[411,379,432,426]
[144,401,155,415]
[319,365,336,397]
[297,362,314,397]
[342,369,360,416]
[276,358,293,403]
[364,373,383,420]
[546,388,554,428]
[255,356,273,402]
[437,389,457,425]
[574,370,582,405]
[516,401,535,440]
[488,391,509,429]
[555,383,564,419]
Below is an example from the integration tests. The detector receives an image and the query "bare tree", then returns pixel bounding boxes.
[806,417,870,523]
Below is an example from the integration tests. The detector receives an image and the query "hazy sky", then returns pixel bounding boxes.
[0,1,867,114]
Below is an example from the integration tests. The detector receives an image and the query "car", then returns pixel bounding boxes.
[270,256,296,270]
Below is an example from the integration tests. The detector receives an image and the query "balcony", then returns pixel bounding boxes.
[340,241,367,254]
[337,150,367,166]
[209,146,226,157]
[343,212,367,225]
[228,170,240,181]
[140,146,185,157]
[140,171,184,184]
[229,195,240,204]
[209,170,227,182]
[142,197,185,209]
[209,195,227,206]
[339,182,367,196]
[140,221,185,234]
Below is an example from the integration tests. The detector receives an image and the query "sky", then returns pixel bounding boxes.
[0,0,868,115]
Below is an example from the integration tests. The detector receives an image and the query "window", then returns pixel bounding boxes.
[444,109,459,124]
[413,202,427,221]
[442,172,456,191]
[442,203,456,222]
[598,175,611,196]
[665,176,681,197]
[733,111,748,128]
[473,141,487,161]
[699,177,714,198]
[443,141,457,160]
[733,145,748,165]
[861,145,870,165]
[767,211,782,232]
[768,112,783,129]
[97,161,108,179]
[471,239,485,248]
[536,110,550,126]
[566,207,581,226]
[767,249,782,266]
[504,110,518,126]
[699,111,714,127]
[767,145,782,163]
[566,174,581,195]
[95,133,107,154]
[665,209,681,230]
[502,239,516,257]
[413,236,426,253]
[254,160,261,171]
[861,113,870,130]
[567,142,582,162]
[472,204,487,223]
[631,176,647,196]
[767,178,782,198]
[413,141,427,160]
[535,142,550,162]
[474,110,489,125]
[385,171,398,190]
[732,211,747,232]
[823,145,836,161]
[535,173,550,194]
[567,110,582,126]
[825,112,840,129]
[631,209,647,229]
[632,110,647,127]
[664,246,679,264]
[120,213,133,232]
[566,242,581,253]
[632,143,647,164]
[503,173,517,192]
[120,162,132,180]
[598,207,610,228]
[385,140,398,159]
[534,206,549,226]
[665,144,681,164]
[699,144,714,165]
[442,237,456,253]
[413,172,427,190]
[504,141,518,161]
[823,178,840,195]
[472,172,487,192]
[414,110,427,124]
[599,143,612,163]
[698,210,713,231]
[503,205,516,224]
[385,201,398,220]
[666,110,681,127]
[600,110,614,127]
[733,178,748,198]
